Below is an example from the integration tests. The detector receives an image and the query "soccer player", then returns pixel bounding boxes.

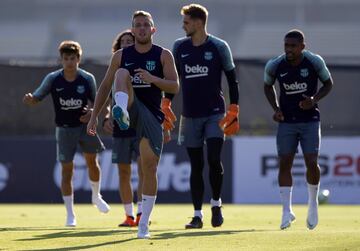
[102,30,143,227]
[22,41,110,227]
[173,4,240,229]
[264,29,333,230]
[87,11,179,238]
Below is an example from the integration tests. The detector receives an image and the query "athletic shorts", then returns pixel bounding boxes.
[112,136,140,164]
[276,121,321,155]
[55,124,105,162]
[128,97,163,157]
[178,113,225,148]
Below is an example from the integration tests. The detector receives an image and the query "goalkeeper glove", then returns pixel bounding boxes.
[161,98,177,131]
[219,104,240,136]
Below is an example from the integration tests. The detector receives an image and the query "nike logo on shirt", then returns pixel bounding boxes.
[56,88,64,92]
[181,54,189,58]
[125,62,134,67]
[280,72,288,77]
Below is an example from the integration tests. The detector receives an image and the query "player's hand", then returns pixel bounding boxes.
[103,118,113,134]
[161,98,177,131]
[134,68,155,83]
[79,106,93,123]
[299,95,315,110]
[87,117,98,136]
[219,104,240,136]
[22,93,38,105]
[163,130,171,144]
[273,108,284,122]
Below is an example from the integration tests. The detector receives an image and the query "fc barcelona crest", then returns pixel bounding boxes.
[77,85,85,94]
[300,68,309,78]
[146,61,156,71]
[204,51,213,60]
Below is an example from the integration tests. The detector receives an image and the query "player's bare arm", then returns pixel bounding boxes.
[22,93,40,105]
[264,84,284,122]
[87,50,122,135]
[135,49,179,94]
[299,78,333,110]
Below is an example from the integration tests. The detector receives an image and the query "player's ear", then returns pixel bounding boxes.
[151,26,156,34]
[301,42,305,50]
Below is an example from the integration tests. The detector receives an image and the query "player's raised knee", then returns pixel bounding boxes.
[115,68,131,80]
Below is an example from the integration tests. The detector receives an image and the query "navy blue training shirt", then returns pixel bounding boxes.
[120,44,165,123]
[173,34,235,118]
[264,50,331,123]
[33,68,96,127]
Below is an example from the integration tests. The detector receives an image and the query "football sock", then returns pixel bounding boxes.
[90,180,101,198]
[139,194,156,225]
[114,92,128,111]
[124,203,134,217]
[307,183,319,208]
[137,201,142,215]
[210,198,222,207]
[194,210,203,219]
[279,186,293,213]
[63,194,75,217]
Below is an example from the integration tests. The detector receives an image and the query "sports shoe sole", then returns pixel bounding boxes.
[112,106,129,130]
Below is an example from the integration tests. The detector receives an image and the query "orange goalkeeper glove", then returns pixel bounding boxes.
[219,104,240,136]
[161,98,177,131]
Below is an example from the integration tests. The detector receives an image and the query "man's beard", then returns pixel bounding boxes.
[136,37,151,45]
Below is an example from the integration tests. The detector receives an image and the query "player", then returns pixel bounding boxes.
[173,4,240,229]
[87,11,179,238]
[102,30,144,227]
[23,40,110,227]
[264,29,333,230]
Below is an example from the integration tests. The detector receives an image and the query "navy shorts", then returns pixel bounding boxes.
[129,97,163,157]
[55,124,105,162]
[276,121,321,155]
[178,114,225,148]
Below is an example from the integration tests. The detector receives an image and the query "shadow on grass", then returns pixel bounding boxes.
[16,228,136,241]
[18,238,137,251]
[0,227,105,232]
[152,228,272,240]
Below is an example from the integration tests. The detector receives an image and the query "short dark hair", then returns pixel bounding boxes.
[132,10,154,27]
[181,4,208,25]
[58,40,82,58]
[112,30,134,53]
[285,29,305,43]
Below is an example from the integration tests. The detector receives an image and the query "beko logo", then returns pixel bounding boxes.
[131,73,151,88]
[184,64,209,79]
[59,98,83,110]
[283,81,307,95]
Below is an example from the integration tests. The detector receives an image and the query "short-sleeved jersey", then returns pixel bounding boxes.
[33,68,96,127]
[120,44,164,123]
[173,34,235,118]
[264,50,331,123]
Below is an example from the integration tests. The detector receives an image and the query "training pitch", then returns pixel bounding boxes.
[0,204,359,250]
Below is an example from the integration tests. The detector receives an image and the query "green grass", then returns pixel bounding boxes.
[1,204,360,251]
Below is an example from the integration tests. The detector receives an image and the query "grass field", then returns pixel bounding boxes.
[0,204,360,251]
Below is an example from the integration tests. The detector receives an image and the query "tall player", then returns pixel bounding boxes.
[87,11,179,238]
[23,41,110,227]
[102,30,144,227]
[264,29,333,230]
[173,4,240,229]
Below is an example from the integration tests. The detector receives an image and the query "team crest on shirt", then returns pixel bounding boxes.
[300,68,309,78]
[77,85,85,94]
[146,61,156,71]
[204,51,213,60]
